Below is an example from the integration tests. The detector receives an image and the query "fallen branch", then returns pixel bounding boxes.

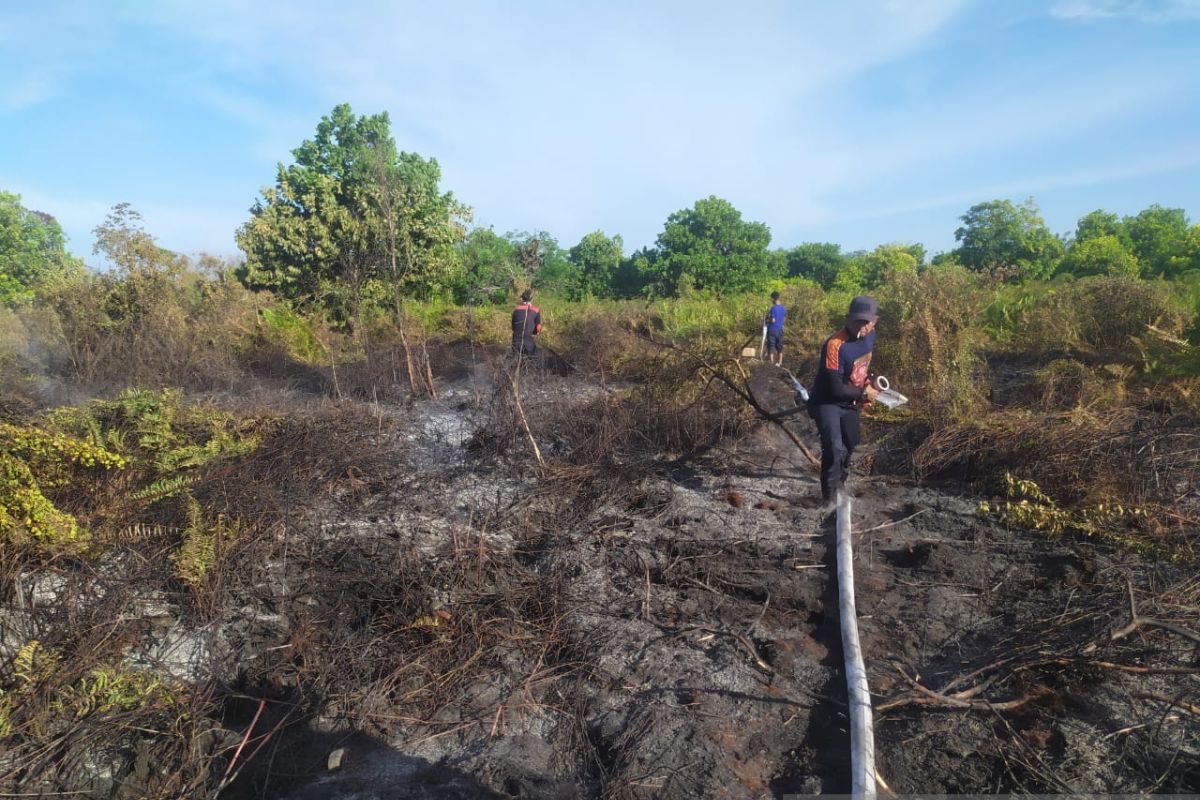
[1082,578,1200,655]
[638,333,819,466]
[877,663,1049,714]
[1133,691,1200,717]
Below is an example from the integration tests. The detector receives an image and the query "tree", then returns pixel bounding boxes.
[650,196,774,296]
[517,231,575,296]
[1073,209,1127,246]
[1058,234,1141,278]
[1123,204,1192,278]
[456,228,518,304]
[0,191,81,304]
[93,203,178,276]
[91,203,185,324]
[855,243,920,290]
[611,248,657,299]
[785,242,845,288]
[953,198,1064,280]
[569,231,623,299]
[236,103,467,323]
[374,149,469,304]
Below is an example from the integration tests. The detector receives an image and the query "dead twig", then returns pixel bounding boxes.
[1082,578,1200,655]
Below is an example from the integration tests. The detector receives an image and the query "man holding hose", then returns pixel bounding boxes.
[809,295,881,505]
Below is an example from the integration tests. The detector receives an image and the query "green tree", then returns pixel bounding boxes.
[568,231,623,299]
[1073,209,1128,246]
[856,243,920,289]
[0,191,81,304]
[503,230,575,297]
[93,203,178,276]
[785,242,845,288]
[456,228,518,304]
[1059,234,1141,277]
[374,149,469,304]
[650,196,774,296]
[611,248,657,299]
[236,103,467,323]
[1123,204,1192,278]
[953,198,1064,280]
[91,203,184,325]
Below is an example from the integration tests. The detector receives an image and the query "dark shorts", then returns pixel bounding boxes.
[765,331,783,353]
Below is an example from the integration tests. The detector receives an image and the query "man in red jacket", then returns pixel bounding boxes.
[511,289,542,356]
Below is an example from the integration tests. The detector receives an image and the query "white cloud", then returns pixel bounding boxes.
[131,0,968,246]
[835,143,1200,225]
[1050,0,1200,22]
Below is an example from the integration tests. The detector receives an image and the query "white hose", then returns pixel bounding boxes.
[836,489,876,798]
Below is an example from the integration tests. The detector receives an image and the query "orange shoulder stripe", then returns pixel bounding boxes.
[824,329,849,371]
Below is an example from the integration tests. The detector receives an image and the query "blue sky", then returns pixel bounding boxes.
[1,0,1198,263]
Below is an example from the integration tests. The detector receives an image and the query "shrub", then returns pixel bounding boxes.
[1006,276,1192,359]
[875,264,989,422]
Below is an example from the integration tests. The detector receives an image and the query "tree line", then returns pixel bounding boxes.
[3,103,1199,319]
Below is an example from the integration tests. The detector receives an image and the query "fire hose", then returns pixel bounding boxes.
[837,489,876,798]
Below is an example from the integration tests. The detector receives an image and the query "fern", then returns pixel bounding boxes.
[129,473,200,504]
[172,497,239,587]
[12,639,59,685]
[98,523,180,544]
[57,665,173,718]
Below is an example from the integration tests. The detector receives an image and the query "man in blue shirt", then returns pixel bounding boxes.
[764,291,787,367]
[809,295,881,504]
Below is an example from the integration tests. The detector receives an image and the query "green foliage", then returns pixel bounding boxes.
[93,203,180,278]
[511,230,575,296]
[173,495,238,587]
[57,664,174,718]
[1123,204,1195,278]
[456,227,519,304]
[833,244,921,293]
[568,231,624,299]
[610,247,658,299]
[1073,209,1128,246]
[954,198,1064,280]
[1058,233,1140,278]
[47,388,259,476]
[12,639,59,685]
[874,264,989,422]
[0,191,82,306]
[0,452,84,549]
[1000,276,1192,359]
[784,242,845,288]
[651,288,764,343]
[978,473,1180,561]
[258,306,327,364]
[236,103,468,323]
[0,422,124,550]
[648,196,776,296]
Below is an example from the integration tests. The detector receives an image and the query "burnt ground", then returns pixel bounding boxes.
[211,355,1197,798]
[11,351,1195,798]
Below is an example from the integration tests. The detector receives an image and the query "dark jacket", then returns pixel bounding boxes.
[810,328,874,407]
[511,302,542,352]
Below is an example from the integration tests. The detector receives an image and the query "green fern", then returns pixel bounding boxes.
[129,473,200,504]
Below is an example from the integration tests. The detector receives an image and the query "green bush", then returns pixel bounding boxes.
[1001,276,1192,359]
[875,264,989,422]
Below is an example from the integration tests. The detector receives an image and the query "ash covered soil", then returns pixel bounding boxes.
[129,356,1200,797]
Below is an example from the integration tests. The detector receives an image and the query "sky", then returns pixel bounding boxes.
[1,0,1198,264]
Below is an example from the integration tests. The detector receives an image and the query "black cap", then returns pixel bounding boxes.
[847,295,879,323]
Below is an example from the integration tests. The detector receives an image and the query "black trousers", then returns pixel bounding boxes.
[814,403,860,499]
